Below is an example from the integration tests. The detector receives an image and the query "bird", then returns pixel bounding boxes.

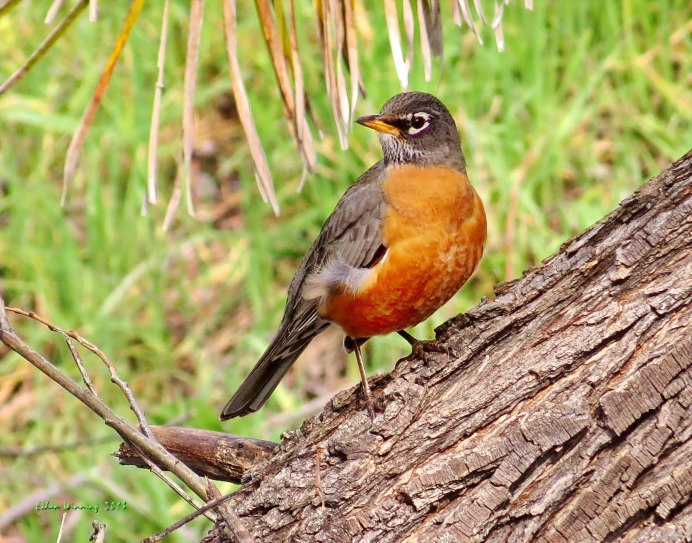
[220,91,486,420]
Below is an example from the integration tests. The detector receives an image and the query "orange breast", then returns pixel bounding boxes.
[323,165,486,339]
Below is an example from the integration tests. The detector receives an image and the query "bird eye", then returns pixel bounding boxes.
[408,113,430,135]
[411,115,426,129]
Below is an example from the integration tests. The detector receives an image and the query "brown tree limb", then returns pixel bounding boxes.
[115,426,277,484]
[202,150,692,542]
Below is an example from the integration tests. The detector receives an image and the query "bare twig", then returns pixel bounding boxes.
[66,337,97,395]
[89,521,107,543]
[206,481,253,543]
[5,306,154,440]
[0,302,209,503]
[143,490,235,543]
[55,511,67,543]
[128,441,217,523]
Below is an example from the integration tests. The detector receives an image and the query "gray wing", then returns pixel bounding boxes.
[220,161,388,419]
[286,161,389,311]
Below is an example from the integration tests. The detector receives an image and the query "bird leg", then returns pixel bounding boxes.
[353,342,375,418]
[398,329,429,360]
[397,329,419,346]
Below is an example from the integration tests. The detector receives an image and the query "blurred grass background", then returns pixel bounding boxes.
[0,0,689,540]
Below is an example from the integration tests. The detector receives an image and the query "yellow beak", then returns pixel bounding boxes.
[355,115,400,137]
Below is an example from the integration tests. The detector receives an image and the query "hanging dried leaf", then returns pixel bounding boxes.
[341,0,360,122]
[89,0,98,22]
[383,0,409,89]
[181,0,205,217]
[417,0,433,81]
[492,1,505,52]
[163,158,183,231]
[287,0,318,180]
[457,0,482,44]
[256,0,317,171]
[146,0,171,208]
[334,0,350,142]
[44,0,66,24]
[402,0,415,76]
[491,0,505,28]
[317,0,349,149]
[222,0,279,215]
[3,0,527,215]
[255,0,296,127]
[473,0,487,26]
[0,0,88,96]
[62,0,143,207]
[0,0,22,17]
[417,0,443,81]
[452,0,462,26]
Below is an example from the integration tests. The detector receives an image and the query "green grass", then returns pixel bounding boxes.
[1,1,690,540]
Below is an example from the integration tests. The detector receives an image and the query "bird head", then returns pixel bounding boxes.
[356,92,465,171]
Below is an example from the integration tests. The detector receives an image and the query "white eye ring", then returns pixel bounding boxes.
[408,112,431,135]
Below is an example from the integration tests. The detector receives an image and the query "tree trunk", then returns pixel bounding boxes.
[210,151,692,542]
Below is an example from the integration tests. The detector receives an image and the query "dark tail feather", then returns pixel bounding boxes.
[220,319,329,420]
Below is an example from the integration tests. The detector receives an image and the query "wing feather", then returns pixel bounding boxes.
[220,161,389,419]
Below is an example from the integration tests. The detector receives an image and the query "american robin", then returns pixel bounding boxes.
[220,92,486,420]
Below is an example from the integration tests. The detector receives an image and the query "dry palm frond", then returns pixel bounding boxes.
[88,0,98,22]
[181,0,205,218]
[0,0,22,17]
[383,0,409,89]
[341,0,360,124]
[222,0,279,215]
[0,0,88,95]
[2,0,530,215]
[417,0,442,81]
[45,0,66,24]
[146,0,171,208]
[62,0,144,207]
[256,0,317,178]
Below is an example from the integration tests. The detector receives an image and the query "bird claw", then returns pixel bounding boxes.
[361,386,375,419]
[427,340,460,358]
[410,338,458,365]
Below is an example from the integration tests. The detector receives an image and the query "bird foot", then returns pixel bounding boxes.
[360,384,375,419]
[398,330,458,364]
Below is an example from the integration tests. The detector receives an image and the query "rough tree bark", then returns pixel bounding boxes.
[207,151,691,542]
